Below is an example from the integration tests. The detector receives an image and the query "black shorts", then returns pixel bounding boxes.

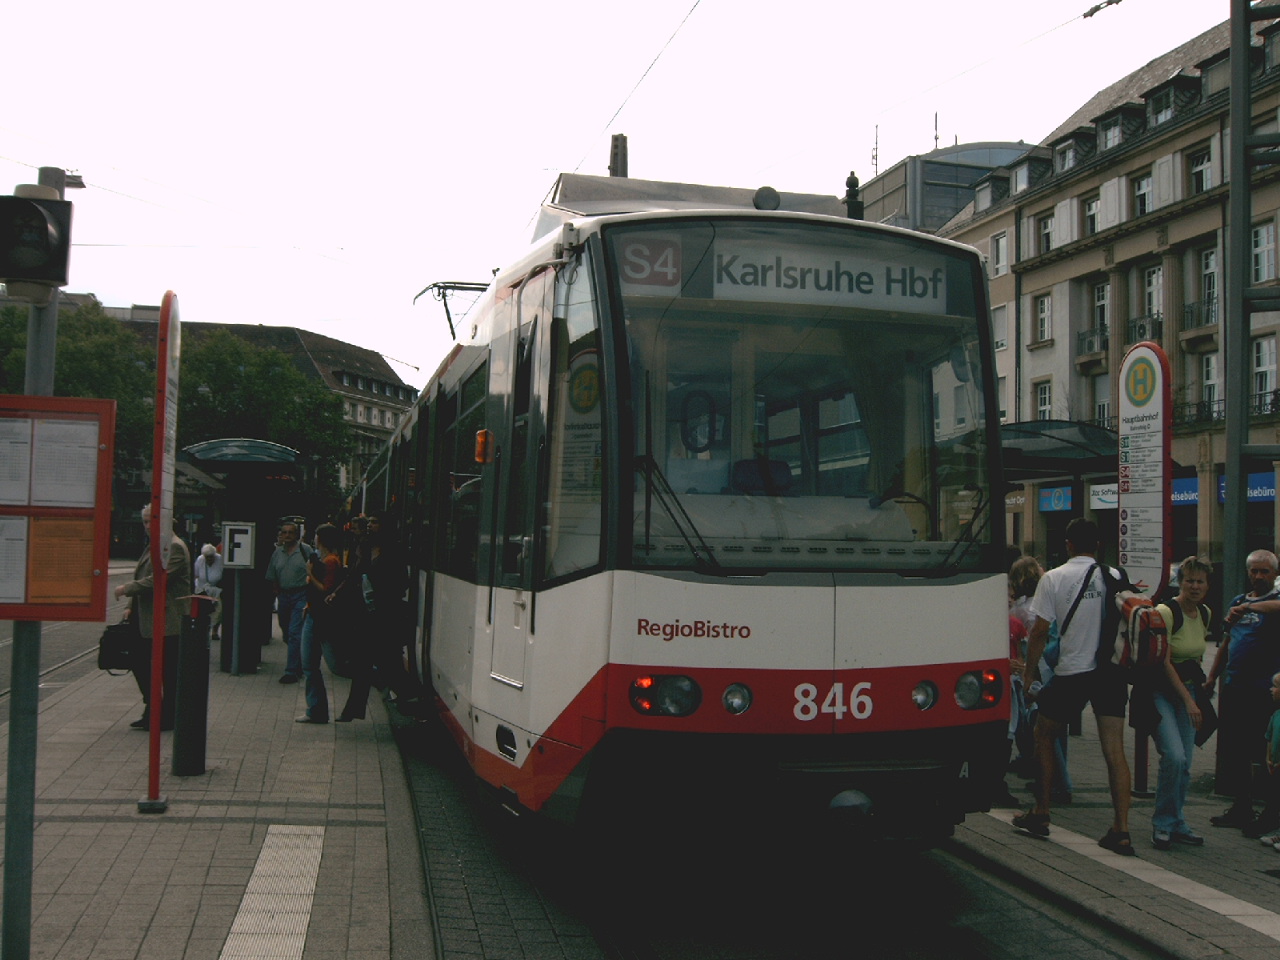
[1036,664,1128,721]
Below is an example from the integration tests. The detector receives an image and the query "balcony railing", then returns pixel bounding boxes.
[1173,399,1225,424]
[1182,297,1219,331]
[1076,326,1109,356]
[1126,312,1163,343]
[1172,394,1280,423]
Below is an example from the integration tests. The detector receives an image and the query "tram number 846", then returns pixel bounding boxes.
[793,682,873,722]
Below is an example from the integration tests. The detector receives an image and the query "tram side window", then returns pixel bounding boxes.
[442,362,487,582]
[542,274,603,581]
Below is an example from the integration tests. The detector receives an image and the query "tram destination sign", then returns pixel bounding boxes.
[1117,341,1171,596]
[618,236,954,315]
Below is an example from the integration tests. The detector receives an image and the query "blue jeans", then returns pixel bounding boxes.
[301,613,329,721]
[277,588,307,677]
[1151,682,1196,833]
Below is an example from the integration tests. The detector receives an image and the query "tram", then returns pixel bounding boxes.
[380,198,1010,842]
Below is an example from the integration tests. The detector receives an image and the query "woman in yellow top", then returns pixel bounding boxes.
[1150,555,1211,850]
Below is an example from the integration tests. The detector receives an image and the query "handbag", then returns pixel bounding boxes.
[98,620,136,673]
[1194,683,1218,747]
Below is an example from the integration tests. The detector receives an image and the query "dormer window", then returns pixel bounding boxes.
[1149,88,1173,125]
[1012,165,1029,193]
[975,182,992,212]
[1055,143,1077,173]
[341,372,351,386]
[1100,116,1122,150]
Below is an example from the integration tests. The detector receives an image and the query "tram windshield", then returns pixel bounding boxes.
[605,218,995,573]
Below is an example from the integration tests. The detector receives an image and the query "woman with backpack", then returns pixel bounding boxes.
[1148,555,1213,850]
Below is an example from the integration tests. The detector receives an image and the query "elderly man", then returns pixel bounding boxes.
[265,520,311,684]
[1206,549,1280,837]
[113,504,191,730]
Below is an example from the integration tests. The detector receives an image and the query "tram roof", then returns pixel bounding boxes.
[534,173,845,240]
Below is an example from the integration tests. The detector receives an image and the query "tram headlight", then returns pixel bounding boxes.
[629,675,702,717]
[954,669,1003,710]
[722,683,752,715]
[911,681,938,711]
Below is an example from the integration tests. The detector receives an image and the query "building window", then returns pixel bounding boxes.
[1254,336,1277,401]
[1035,380,1053,421]
[1038,214,1054,255]
[384,383,393,396]
[1132,173,1153,217]
[1012,165,1029,193]
[1035,294,1052,343]
[357,377,367,391]
[953,384,967,428]
[1189,146,1213,194]
[357,405,367,422]
[990,232,1008,277]
[1253,222,1276,283]
[1149,88,1173,125]
[343,401,352,419]
[998,376,1008,422]
[933,391,941,435]
[975,183,992,212]
[1094,373,1111,422]
[1084,195,1100,236]
[1093,281,1110,329]
[341,372,351,386]
[1202,353,1219,406]
[1055,142,1076,172]
[1144,265,1164,317]
[1100,117,1122,150]
[992,305,1007,350]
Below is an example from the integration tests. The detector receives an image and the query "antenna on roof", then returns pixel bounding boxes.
[934,112,939,150]
[872,125,879,176]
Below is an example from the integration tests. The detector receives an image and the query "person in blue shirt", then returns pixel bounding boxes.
[1206,550,1280,837]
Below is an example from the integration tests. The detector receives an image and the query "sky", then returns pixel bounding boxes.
[0,0,1237,389]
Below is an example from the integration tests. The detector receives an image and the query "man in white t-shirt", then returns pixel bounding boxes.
[1012,517,1136,856]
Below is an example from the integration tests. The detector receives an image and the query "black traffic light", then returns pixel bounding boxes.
[0,195,72,286]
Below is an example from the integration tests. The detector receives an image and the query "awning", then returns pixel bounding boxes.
[1000,419,1118,482]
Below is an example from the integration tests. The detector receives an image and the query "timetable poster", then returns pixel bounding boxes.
[26,517,95,604]
[0,396,115,621]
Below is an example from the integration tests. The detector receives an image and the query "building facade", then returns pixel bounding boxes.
[870,17,1280,574]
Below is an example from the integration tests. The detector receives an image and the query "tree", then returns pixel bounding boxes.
[0,298,153,465]
[177,329,353,502]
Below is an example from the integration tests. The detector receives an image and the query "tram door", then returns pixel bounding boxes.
[489,270,552,688]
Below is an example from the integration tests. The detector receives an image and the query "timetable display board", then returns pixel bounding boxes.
[0,395,116,621]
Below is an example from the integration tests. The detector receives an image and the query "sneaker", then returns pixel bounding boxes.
[1242,816,1280,840]
[1258,832,1280,847]
[1170,829,1205,847]
[1012,810,1051,837]
[1210,806,1256,829]
[1151,830,1172,851]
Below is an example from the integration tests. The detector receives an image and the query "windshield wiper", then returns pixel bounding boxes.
[635,454,723,573]
[941,483,990,569]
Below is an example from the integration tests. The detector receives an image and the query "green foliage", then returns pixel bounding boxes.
[178,329,353,500]
[1,305,354,502]
[0,299,153,463]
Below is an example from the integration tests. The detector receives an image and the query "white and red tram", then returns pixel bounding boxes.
[386,207,1009,842]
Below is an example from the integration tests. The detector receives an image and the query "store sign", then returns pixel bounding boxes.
[1038,485,1072,512]
[1218,472,1278,503]
[1089,483,1118,510]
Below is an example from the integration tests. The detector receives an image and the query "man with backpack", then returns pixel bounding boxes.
[1013,518,1137,856]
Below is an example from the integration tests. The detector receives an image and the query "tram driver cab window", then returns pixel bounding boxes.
[665,338,732,494]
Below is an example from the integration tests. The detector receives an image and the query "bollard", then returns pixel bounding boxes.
[173,595,212,776]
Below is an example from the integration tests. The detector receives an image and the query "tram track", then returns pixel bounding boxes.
[0,644,99,702]
[393,713,1153,960]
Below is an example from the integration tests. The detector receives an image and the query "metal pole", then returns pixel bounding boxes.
[2,165,65,960]
[1224,0,1250,604]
